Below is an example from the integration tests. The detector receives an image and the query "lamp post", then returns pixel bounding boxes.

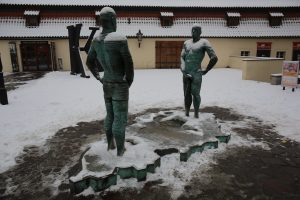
[136,29,143,48]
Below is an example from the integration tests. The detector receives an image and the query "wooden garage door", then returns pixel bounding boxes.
[155,41,184,69]
[20,41,52,71]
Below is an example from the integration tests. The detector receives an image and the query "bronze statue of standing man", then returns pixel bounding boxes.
[86,7,134,156]
[181,24,218,118]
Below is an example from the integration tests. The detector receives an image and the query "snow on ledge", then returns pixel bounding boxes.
[242,57,284,61]
[227,12,241,17]
[24,10,40,16]
[161,12,174,17]
[269,12,284,17]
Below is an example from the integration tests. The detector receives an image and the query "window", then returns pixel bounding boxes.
[95,11,101,26]
[226,12,240,27]
[269,12,284,27]
[8,42,20,72]
[161,18,173,27]
[256,42,272,57]
[240,51,250,56]
[276,51,285,59]
[25,16,40,27]
[24,10,40,27]
[160,12,174,27]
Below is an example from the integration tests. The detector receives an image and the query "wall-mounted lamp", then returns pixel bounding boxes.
[136,29,143,48]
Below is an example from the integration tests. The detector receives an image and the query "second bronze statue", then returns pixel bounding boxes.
[180,24,218,118]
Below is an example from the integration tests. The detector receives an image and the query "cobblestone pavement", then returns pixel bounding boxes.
[4,72,47,91]
[0,107,300,200]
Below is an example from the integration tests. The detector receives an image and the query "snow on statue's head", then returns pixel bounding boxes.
[192,23,202,31]
[191,23,202,41]
[99,7,117,31]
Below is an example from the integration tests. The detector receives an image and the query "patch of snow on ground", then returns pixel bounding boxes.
[76,186,95,197]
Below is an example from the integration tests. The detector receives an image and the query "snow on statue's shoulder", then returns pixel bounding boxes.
[104,32,127,42]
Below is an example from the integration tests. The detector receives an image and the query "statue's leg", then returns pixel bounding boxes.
[112,100,128,156]
[104,98,115,150]
[103,83,115,150]
[183,76,192,116]
[191,74,202,118]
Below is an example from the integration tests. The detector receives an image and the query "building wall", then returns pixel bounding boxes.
[214,38,296,67]
[127,37,298,69]
[0,40,10,72]
[0,37,299,72]
[53,39,71,71]
[242,58,283,82]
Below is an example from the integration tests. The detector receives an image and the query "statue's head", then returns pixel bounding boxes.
[99,7,117,32]
[191,24,202,42]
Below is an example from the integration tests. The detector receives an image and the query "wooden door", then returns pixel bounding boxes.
[20,41,52,71]
[156,41,184,68]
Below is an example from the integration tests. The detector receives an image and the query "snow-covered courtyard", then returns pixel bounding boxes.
[1,68,299,173]
[1,68,300,199]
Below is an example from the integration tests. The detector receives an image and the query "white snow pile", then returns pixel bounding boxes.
[70,135,159,182]
[74,109,270,198]
[71,110,224,183]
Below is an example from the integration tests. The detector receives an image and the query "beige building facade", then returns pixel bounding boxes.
[1,37,299,73]
[1,0,300,84]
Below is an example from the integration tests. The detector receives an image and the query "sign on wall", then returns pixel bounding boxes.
[281,61,299,89]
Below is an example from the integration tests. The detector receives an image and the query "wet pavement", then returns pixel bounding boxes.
[0,106,300,200]
[4,72,47,91]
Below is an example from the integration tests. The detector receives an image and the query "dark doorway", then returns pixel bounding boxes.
[292,50,300,62]
[20,41,52,71]
[292,42,300,63]
[155,41,184,68]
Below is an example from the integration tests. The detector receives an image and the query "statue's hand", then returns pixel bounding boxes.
[201,70,208,75]
[127,78,133,87]
[183,73,193,80]
[96,75,103,84]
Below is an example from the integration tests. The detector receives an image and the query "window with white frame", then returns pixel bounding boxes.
[240,51,250,56]
[276,51,286,59]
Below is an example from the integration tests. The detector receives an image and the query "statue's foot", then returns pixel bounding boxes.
[185,110,189,117]
[117,147,126,156]
[107,139,116,150]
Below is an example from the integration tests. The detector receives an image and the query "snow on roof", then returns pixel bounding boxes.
[160,12,174,17]
[227,12,241,17]
[0,17,300,38]
[1,0,300,8]
[269,12,284,17]
[24,10,40,16]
